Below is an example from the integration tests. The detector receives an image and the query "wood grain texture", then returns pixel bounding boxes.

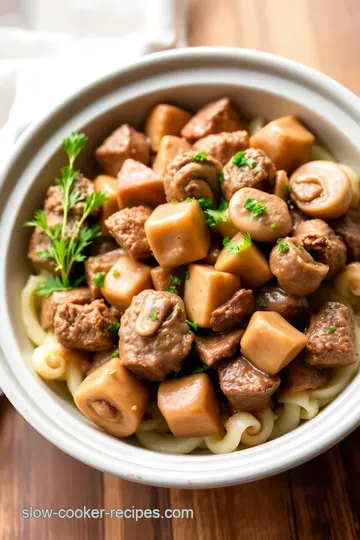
[1,0,360,538]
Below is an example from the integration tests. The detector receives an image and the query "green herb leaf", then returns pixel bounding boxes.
[169,275,182,286]
[93,272,105,287]
[191,171,199,179]
[110,350,119,358]
[186,319,198,333]
[257,297,266,308]
[37,276,71,297]
[297,244,304,250]
[223,233,252,254]
[218,171,224,183]
[204,208,229,227]
[193,152,208,163]
[232,151,255,169]
[270,223,277,229]
[283,184,290,193]
[277,238,289,253]
[244,197,267,218]
[150,310,159,321]
[185,270,190,280]
[326,326,336,334]
[108,370,118,376]
[192,362,211,375]
[197,198,213,210]
[113,269,120,277]
[217,200,228,212]
[108,322,120,335]
[164,285,178,295]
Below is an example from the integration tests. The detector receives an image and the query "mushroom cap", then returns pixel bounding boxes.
[289,160,352,219]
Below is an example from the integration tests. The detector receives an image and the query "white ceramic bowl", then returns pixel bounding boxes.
[0,47,360,488]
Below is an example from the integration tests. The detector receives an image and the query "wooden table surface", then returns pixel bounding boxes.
[1,1,360,538]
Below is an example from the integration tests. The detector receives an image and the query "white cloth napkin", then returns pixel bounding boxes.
[0,0,187,397]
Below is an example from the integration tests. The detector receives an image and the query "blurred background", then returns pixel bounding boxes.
[0,1,359,539]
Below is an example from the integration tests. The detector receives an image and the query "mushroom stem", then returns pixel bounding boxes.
[90,399,122,422]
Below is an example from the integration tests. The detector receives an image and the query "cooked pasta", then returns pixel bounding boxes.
[334,263,360,304]
[136,430,204,454]
[21,274,49,346]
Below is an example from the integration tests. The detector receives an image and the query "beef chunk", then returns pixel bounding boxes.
[283,357,332,394]
[218,356,280,411]
[194,328,244,366]
[118,158,166,208]
[90,236,119,256]
[210,289,255,332]
[193,130,249,165]
[105,206,152,260]
[87,349,116,375]
[332,209,360,261]
[119,290,193,381]
[85,248,125,299]
[181,97,244,142]
[255,285,310,324]
[54,300,118,351]
[44,175,95,217]
[305,302,356,368]
[41,287,92,331]
[95,124,150,177]
[296,219,347,278]
[221,148,276,201]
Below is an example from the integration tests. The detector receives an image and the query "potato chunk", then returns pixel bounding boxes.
[158,373,221,437]
[150,266,186,296]
[117,159,166,208]
[250,115,315,173]
[184,264,241,328]
[241,312,308,375]
[213,208,238,238]
[215,232,272,288]
[153,136,191,175]
[94,175,120,235]
[145,200,210,267]
[101,256,152,311]
[145,104,191,152]
[74,357,149,437]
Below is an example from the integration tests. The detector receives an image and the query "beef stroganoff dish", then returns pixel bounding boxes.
[21,97,360,455]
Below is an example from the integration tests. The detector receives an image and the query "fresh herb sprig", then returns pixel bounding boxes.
[277,238,289,253]
[223,233,252,254]
[244,197,267,218]
[24,132,107,296]
[164,275,182,295]
[232,151,255,169]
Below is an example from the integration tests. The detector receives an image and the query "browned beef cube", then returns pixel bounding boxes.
[44,176,95,217]
[54,300,119,351]
[255,286,309,323]
[95,124,150,177]
[210,289,255,332]
[194,329,244,366]
[41,287,92,331]
[332,209,360,261]
[193,130,249,165]
[305,302,356,368]
[105,206,152,260]
[283,357,332,394]
[90,236,119,256]
[218,356,280,411]
[181,98,244,142]
[85,248,125,299]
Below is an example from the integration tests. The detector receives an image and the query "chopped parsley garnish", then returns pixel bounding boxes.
[108,370,118,376]
[193,152,208,163]
[223,233,252,254]
[112,269,120,277]
[111,349,119,358]
[185,270,190,280]
[108,322,120,335]
[218,171,224,183]
[198,198,213,210]
[277,238,289,253]
[244,197,267,218]
[186,319,198,333]
[283,184,290,193]
[93,272,105,287]
[257,297,266,308]
[203,199,229,227]
[191,171,199,178]
[270,223,277,229]
[326,326,336,334]
[232,151,255,169]
[24,132,107,296]
[171,200,179,204]
[297,244,304,250]
[185,197,193,203]
[150,310,159,321]
[164,274,182,295]
[192,362,211,374]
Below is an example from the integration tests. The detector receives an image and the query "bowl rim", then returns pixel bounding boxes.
[1,46,360,488]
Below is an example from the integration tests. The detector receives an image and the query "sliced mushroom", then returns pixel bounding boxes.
[164,151,222,205]
[119,290,193,381]
[229,187,292,242]
[289,161,352,219]
[269,237,329,295]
